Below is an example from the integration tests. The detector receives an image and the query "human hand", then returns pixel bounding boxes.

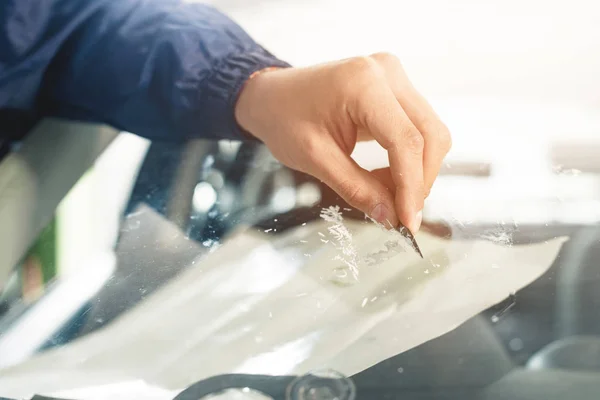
[235,53,451,234]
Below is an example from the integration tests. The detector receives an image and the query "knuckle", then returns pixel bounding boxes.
[403,128,425,153]
[370,52,405,77]
[423,119,452,153]
[345,56,383,84]
[349,55,379,72]
[335,57,376,101]
[370,52,401,66]
[340,57,390,112]
[439,124,453,153]
[424,187,432,199]
[339,180,369,207]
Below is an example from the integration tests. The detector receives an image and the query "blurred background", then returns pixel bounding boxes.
[209,0,600,108]
[202,0,600,224]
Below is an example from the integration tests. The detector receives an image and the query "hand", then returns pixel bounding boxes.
[235,53,452,234]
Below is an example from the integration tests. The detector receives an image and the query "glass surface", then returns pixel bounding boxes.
[1,127,600,400]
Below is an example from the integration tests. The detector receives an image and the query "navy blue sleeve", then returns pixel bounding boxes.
[0,0,290,141]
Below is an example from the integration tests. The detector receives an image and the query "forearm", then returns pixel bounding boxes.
[1,0,289,141]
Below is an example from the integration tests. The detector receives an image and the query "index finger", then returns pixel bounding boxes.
[369,52,452,196]
[353,88,425,234]
[397,87,452,196]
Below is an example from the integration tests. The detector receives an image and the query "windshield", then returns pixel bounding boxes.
[2,1,600,400]
[1,118,600,399]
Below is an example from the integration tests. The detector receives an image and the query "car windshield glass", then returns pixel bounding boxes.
[2,108,600,399]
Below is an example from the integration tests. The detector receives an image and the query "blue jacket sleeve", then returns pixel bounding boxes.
[0,0,290,141]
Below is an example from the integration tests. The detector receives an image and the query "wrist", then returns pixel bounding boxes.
[235,67,282,141]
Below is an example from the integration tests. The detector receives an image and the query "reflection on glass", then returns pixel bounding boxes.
[1,133,599,400]
[193,182,218,212]
[286,369,356,400]
[201,388,273,400]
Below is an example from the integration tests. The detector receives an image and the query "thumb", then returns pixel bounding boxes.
[309,147,398,227]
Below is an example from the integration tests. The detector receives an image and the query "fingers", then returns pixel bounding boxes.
[370,167,395,190]
[371,166,424,231]
[356,127,373,142]
[370,52,452,196]
[352,86,425,234]
[308,144,398,228]
[395,86,452,196]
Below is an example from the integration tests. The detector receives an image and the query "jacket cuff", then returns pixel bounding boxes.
[197,48,291,141]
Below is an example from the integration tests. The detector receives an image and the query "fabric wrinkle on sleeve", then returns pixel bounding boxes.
[195,50,290,141]
[0,0,290,141]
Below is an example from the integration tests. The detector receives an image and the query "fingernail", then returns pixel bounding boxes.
[410,210,423,234]
[371,203,392,227]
